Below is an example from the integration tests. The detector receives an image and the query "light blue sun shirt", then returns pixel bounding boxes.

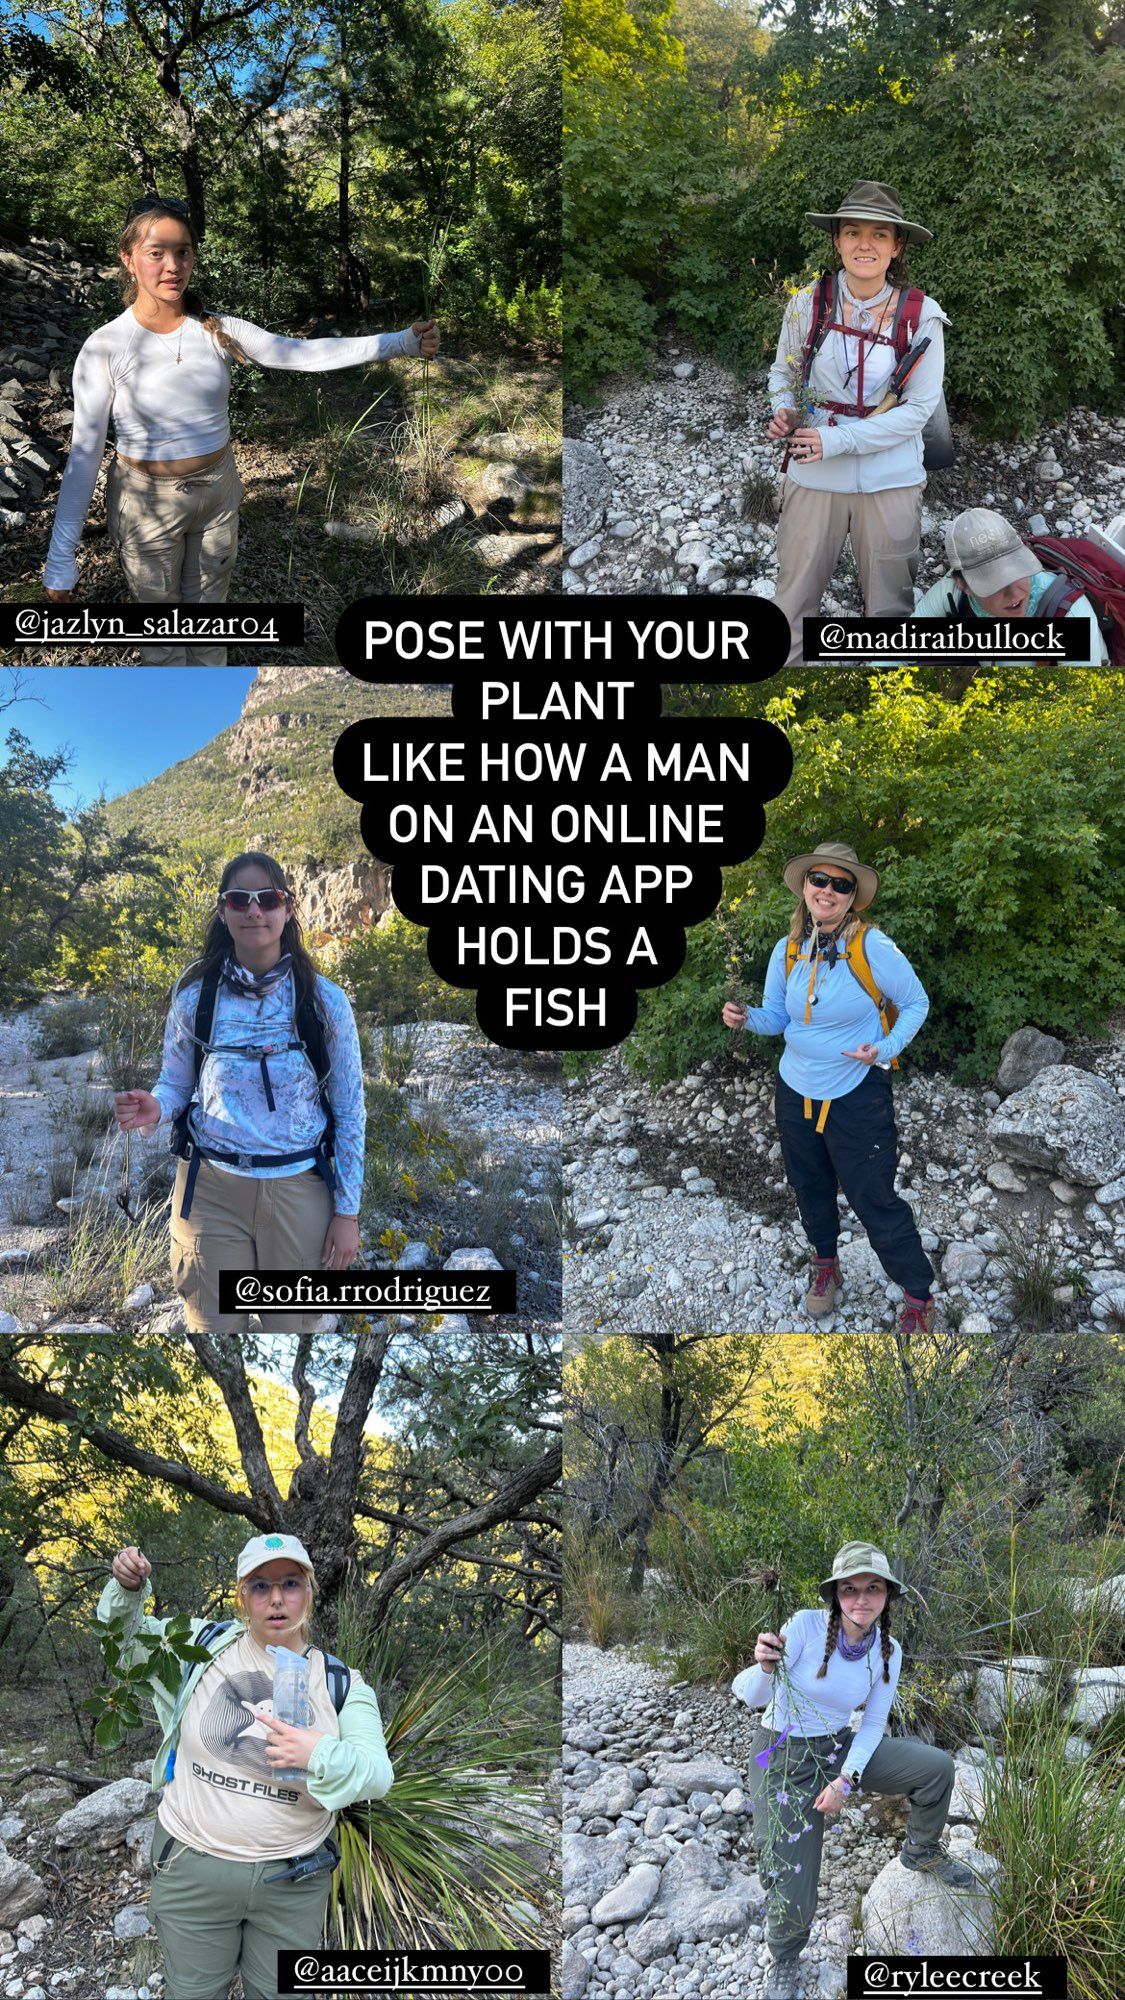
[744,929,928,1102]
[150,971,366,1214]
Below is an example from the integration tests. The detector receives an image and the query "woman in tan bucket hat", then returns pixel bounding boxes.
[722,842,935,1333]
[766,181,950,667]
[734,1542,974,1999]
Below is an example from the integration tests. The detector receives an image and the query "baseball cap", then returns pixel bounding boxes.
[236,1532,316,1580]
[945,508,1042,597]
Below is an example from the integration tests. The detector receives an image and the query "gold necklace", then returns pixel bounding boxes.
[140,312,186,364]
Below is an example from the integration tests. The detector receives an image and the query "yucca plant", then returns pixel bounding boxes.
[327,1611,554,1951]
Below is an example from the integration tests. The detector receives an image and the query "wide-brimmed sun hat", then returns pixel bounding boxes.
[236,1532,315,1581]
[945,507,1043,598]
[782,841,878,912]
[806,180,933,246]
[818,1541,904,1600]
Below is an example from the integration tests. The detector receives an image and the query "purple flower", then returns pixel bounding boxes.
[906,1927,924,1956]
[826,1754,837,1765]
[777,1791,789,1805]
[754,1726,792,1771]
[793,1863,802,1873]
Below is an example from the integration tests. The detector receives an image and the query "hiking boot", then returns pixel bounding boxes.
[806,1257,841,1317]
[764,1958,802,2000]
[899,1839,976,1887]
[897,1294,935,1335]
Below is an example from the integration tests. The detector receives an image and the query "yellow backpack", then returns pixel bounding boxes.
[785,922,900,1070]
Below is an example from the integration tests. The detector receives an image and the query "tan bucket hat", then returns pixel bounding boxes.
[782,841,878,912]
[806,180,933,246]
[818,1541,904,1600]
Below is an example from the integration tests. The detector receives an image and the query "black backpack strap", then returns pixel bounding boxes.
[323,1652,352,1715]
[191,965,222,1085]
[295,981,336,1162]
[174,1618,232,1701]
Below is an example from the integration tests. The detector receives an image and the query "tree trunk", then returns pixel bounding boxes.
[337,0,351,312]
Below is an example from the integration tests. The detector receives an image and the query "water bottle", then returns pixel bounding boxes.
[268,1645,310,1784]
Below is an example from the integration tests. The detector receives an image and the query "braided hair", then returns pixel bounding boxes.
[816,1587,895,1682]
[815,1594,842,1677]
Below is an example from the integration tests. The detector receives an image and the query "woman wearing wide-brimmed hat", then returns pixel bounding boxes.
[735,1542,974,2000]
[99,1532,393,2000]
[766,181,950,667]
[722,842,935,1332]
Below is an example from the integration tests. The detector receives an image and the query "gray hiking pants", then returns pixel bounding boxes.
[747,1724,955,1960]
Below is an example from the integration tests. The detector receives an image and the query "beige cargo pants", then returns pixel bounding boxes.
[170,1158,335,1334]
[106,447,242,665]
[773,477,924,667]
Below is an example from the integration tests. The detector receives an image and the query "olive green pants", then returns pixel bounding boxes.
[149,1828,332,1999]
[747,1724,955,1961]
[106,447,242,664]
[773,477,924,667]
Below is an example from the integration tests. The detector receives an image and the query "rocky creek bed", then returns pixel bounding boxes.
[563,1023,1125,1338]
[562,1643,1008,2000]
[562,339,1125,599]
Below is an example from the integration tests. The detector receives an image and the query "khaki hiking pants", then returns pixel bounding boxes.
[747,1723,956,1961]
[170,1157,334,1335]
[149,1825,333,1999]
[773,477,924,667]
[106,446,242,664]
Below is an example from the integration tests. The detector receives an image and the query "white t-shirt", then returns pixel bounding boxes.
[44,306,422,590]
[158,1631,340,1862]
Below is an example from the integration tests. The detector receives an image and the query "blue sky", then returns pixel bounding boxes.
[4,668,255,806]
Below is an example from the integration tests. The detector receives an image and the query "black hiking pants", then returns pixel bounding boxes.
[775,1069,933,1299]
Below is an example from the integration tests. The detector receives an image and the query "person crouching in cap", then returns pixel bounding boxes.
[766,181,950,667]
[722,842,937,1333]
[914,507,1109,663]
[734,1542,974,2000]
[100,1532,393,2000]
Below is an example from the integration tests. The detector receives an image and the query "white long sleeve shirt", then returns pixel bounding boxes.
[768,282,949,494]
[44,307,422,590]
[150,970,366,1215]
[731,1606,902,1780]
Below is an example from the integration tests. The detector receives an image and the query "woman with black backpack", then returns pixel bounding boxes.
[767,182,950,666]
[113,850,365,1332]
[101,1533,392,2000]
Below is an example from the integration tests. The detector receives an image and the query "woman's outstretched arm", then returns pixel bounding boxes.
[43,335,115,594]
[218,316,431,372]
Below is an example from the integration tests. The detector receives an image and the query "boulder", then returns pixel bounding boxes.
[972,1657,1053,1731]
[572,1764,637,1820]
[986,1066,1125,1186]
[646,1756,742,1797]
[112,1904,151,1941]
[996,1027,1065,1094]
[630,1917,678,1964]
[649,1843,763,1941]
[561,1942,590,2000]
[591,1862,662,1926]
[942,1242,987,1286]
[0,1846,48,1925]
[562,1832,628,1907]
[54,1778,152,1849]
[1069,1666,1125,1733]
[861,1850,995,1954]
[563,439,612,549]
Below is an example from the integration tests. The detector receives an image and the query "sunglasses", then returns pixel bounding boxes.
[219,888,289,912]
[125,194,191,221]
[807,869,856,895]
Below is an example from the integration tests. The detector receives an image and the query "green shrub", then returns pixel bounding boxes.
[338,913,475,1026]
[33,998,103,1059]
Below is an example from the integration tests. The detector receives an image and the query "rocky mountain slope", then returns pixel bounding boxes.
[105,665,447,928]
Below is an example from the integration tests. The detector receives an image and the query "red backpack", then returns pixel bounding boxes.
[1022,534,1125,666]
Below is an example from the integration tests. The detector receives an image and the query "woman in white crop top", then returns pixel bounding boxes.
[43,193,440,663]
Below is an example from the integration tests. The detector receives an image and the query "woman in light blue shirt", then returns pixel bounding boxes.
[114,850,366,1333]
[723,841,933,1331]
